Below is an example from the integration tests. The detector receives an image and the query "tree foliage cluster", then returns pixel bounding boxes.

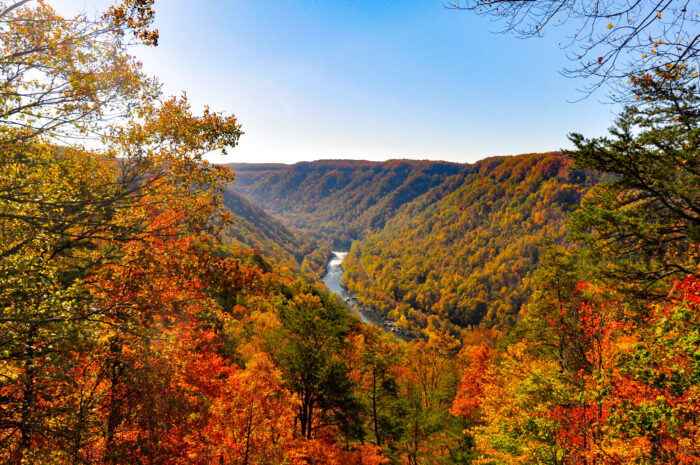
[423,2,700,458]
[568,71,700,298]
[447,72,700,463]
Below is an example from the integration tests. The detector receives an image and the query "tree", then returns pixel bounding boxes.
[395,330,468,464]
[346,328,405,450]
[567,73,699,300]
[273,289,361,441]
[465,341,567,465]
[450,343,494,422]
[0,2,242,462]
[452,0,700,97]
[0,0,157,143]
[605,276,700,463]
[0,0,239,258]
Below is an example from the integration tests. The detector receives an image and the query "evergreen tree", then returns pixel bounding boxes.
[568,72,700,300]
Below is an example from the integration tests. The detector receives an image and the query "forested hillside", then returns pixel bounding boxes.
[231,154,602,330]
[226,159,463,246]
[343,153,602,331]
[221,189,331,279]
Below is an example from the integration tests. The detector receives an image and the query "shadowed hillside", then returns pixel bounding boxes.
[221,189,330,279]
[226,159,464,247]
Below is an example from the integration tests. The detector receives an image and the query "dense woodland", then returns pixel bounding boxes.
[220,190,331,280]
[342,153,602,332]
[230,155,605,332]
[227,160,463,247]
[1,1,699,464]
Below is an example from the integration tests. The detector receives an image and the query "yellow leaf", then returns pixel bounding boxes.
[607,22,613,29]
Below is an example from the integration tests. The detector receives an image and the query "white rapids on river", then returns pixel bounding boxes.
[321,251,411,340]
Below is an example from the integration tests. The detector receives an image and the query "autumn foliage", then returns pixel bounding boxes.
[451,277,700,464]
[1,1,699,465]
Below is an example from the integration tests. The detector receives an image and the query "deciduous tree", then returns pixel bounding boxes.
[452,0,700,97]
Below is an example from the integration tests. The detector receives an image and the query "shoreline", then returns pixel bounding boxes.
[322,250,413,341]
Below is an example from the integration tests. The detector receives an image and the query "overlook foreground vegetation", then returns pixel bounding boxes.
[0,1,699,464]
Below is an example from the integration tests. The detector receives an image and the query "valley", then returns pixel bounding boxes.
[226,152,602,333]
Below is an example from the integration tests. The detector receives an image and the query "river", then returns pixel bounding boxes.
[322,251,410,340]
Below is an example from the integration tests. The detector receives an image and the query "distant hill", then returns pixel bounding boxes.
[225,159,464,247]
[221,189,330,279]
[342,153,601,330]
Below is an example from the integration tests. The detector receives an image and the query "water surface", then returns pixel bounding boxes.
[322,251,409,339]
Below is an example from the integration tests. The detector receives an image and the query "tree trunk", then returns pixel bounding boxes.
[15,324,37,465]
[243,407,253,465]
[372,367,380,445]
[105,338,124,465]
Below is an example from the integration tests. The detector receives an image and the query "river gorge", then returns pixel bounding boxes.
[322,251,410,340]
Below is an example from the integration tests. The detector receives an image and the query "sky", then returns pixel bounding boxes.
[59,0,621,165]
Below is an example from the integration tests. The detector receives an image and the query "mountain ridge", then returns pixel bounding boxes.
[225,159,465,247]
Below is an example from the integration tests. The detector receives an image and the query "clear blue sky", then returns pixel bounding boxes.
[60,0,619,164]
